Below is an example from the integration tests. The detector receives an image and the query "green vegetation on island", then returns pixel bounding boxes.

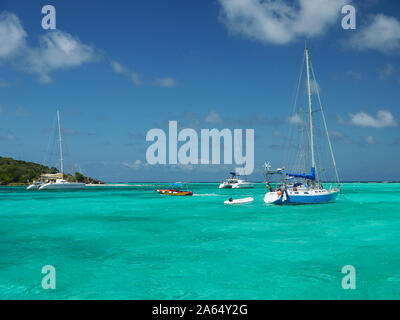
[0,156,104,186]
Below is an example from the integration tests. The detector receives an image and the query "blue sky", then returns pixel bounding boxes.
[0,0,399,182]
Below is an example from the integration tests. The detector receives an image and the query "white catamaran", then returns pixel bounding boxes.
[219,172,254,189]
[264,47,340,205]
[26,110,85,191]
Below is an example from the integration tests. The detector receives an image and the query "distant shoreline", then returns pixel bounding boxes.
[1,181,400,187]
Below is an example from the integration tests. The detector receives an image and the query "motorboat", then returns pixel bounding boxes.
[219,172,253,189]
[156,182,193,196]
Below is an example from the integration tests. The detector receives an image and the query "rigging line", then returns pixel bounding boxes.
[62,128,76,177]
[283,51,305,167]
[309,59,340,186]
[42,116,57,167]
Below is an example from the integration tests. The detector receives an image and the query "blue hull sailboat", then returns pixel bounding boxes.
[264,47,340,205]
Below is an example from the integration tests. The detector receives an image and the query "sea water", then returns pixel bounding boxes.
[0,183,399,299]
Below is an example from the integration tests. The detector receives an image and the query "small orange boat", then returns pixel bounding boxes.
[156,183,193,196]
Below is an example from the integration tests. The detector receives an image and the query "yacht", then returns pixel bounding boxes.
[264,47,340,205]
[27,110,85,191]
[219,172,254,189]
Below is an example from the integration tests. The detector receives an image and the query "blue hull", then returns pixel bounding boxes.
[273,191,339,205]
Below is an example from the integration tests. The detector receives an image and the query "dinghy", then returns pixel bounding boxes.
[224,197,254,204]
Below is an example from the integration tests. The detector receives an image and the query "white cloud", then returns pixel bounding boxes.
[13,106,29,117]
[365,135,376,145]
[346,70,361,80]
[378,64,396,80]
[25,30,97,83]
[6,131,15,141]
[123,160,143,169]
[155,77,176,88]
[288,114,302,125]
[111,60,142,85]
[111,61,176,87]
[349,110,397,128]
[349,14,400,53]
[0,12,98,83]
[0,12,26,59]
[205,110,222,124]
[218,0,345,45]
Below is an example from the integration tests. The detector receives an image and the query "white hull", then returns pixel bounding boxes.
[39,182,85,190]
[219,179,254,189]
[26,183,43,190]
[224,197,254,204]
[219,183,232,189]
[264,189,339,205]
[231,182,254,189]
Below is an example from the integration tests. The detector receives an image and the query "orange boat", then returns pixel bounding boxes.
[156,183,193,196]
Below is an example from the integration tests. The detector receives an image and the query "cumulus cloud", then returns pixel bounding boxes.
[365,135,376,145]
[123,160,144,169]
[218,0,345,45]
[205,110,223,124]
[346,70,361,80]
[0,11,98,83]
[0,12,26,59]
[111,61,176,87]
[378,64,396,81]
[25,31,97,83]
[349,110,397,128]
[12,106,29,117]
[0,129,16,141]
[155,77,176,88]
[288,114,302,125]
[111,60,142,85]
[349,14,400,53]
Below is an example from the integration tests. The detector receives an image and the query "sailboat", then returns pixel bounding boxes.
[26,110,85,191]
[264,47,340,205]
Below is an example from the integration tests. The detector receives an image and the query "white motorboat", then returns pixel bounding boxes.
[26,110,85,191]
[219,172,253,189]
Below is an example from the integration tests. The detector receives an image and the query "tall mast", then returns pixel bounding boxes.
[305,48,315,169]
[57,110,64,174]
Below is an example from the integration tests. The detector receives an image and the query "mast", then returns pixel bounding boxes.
[57,110,64,174]
[305,48,316,169]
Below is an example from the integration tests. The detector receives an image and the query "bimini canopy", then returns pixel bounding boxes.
[282,167,316,180]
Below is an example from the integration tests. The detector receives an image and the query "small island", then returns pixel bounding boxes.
[0,156,104,186]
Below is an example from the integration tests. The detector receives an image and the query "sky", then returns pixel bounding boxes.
[0,0,399,182]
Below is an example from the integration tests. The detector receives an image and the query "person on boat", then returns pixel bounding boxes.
[229,198,233,202]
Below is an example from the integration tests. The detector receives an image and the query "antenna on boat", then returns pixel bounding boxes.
[57,110,64,175]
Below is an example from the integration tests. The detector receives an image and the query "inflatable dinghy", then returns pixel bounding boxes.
[224,197,254,204]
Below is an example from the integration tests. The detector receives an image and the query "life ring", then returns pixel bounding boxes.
[277,191,282,196]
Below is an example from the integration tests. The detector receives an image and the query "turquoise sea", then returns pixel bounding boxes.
[0,183,399,300]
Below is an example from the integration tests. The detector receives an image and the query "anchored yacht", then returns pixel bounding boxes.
[219,172,254,189]
[27,110,85,191]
